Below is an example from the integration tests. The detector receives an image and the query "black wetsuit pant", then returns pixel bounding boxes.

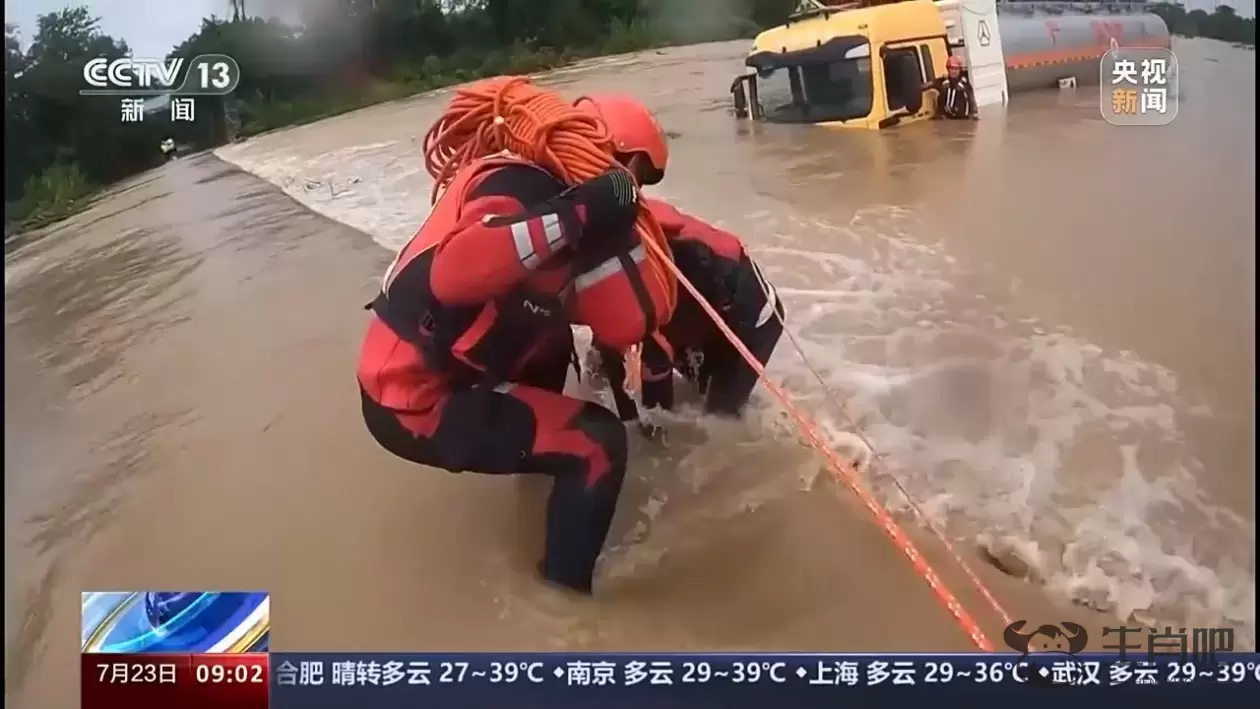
[360,332,627,595]
[683,300,785,416]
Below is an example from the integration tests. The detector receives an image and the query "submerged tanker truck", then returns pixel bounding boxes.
[730,0,1172,129]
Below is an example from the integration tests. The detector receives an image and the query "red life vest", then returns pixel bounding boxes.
[359,155,676,414]
[568,215,676,352]
[646,197,744,261]
[360,155,574,413]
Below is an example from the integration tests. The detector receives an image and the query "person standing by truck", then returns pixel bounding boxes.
[924,55,979,120]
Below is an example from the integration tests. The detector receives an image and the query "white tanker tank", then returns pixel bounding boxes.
[1000,5,1168,90]
[940,1,1172,104]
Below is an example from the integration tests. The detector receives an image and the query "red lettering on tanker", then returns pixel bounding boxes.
[1091,20,1125,45]
[1044,20,1060,44]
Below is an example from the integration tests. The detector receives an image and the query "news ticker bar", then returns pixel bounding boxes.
[83,652,1259,709]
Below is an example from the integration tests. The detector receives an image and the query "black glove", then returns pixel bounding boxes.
[597,345,639,422]
[561,168,639,236]
[638,421,665,442]
[638,334,676,412]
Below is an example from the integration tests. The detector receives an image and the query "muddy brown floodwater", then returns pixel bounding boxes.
[5,37,1253,709]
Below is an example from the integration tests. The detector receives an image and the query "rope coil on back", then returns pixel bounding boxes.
[421,76,676,313]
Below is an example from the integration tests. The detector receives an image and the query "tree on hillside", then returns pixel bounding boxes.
[6,24,34,201]
[8,0,807,228]
[1151,3,1256,45]
[4,8,172,223]
[9,10,165,187]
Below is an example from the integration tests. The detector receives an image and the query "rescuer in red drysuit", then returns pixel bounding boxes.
[574,94,785,432]
[357,142,671,595]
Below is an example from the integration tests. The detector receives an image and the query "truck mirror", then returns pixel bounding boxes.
[732,79,749,118]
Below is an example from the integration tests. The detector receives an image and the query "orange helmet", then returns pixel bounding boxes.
[575,93,668,184]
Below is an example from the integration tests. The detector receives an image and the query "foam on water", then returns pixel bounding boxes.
[216,71,1254,647]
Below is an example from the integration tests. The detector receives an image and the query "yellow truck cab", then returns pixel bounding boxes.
[732,1,1173,129]
[732,0,952,129]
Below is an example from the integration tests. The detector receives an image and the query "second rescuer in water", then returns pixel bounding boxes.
[356,94,672,595]
[923,55,978,120]
[574,94,785,429]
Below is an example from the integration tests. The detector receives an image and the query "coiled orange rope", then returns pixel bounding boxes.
[421,76,676,314]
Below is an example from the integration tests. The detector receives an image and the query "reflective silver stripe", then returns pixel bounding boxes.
[756,284,779,328]
[511,221,542,270]
[541,213,564,249]
[574,245,646,292]
[749,258,779,328]
[492,383,515,394]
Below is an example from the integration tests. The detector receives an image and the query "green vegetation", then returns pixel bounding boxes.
[7,163,95,233]
[1151,3,1256,45]
[4,2,1255,234]
[5,0,801,234]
